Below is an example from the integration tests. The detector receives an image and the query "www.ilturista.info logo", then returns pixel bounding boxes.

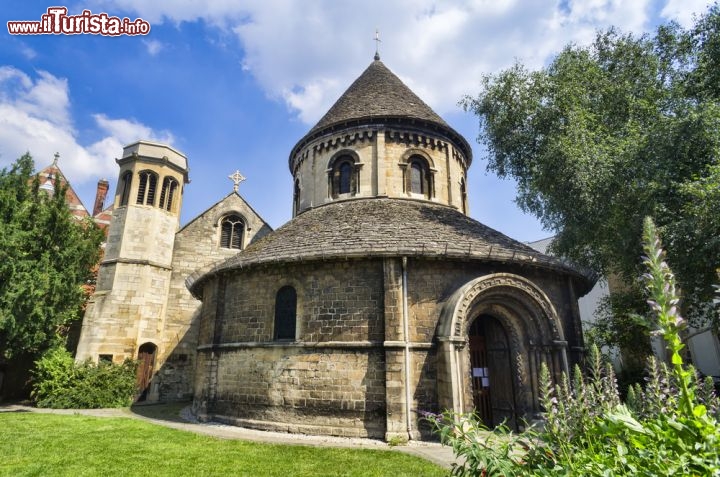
[7,7,150,36]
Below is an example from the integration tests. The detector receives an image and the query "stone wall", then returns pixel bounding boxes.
[157,192,272,401]
[208,347,386,438]
[192,255,586,439]
[292,127,469,215]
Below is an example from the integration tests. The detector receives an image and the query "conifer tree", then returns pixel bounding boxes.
[0,154,103,361]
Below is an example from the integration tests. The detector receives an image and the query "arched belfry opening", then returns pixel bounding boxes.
[469,314,517,429]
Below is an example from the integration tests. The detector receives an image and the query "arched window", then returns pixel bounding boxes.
[460,178,468,214]
[293,178,300,215]
[220,214,244,249]
[159,177,179,212]
[407,156,432,198]
[338,162,352,194]
[274,286,297,341]
[119,171,132,206]
[136,170,158,206]
[329,155,357,198]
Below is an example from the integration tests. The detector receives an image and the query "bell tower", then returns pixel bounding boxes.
[76,141,189,399]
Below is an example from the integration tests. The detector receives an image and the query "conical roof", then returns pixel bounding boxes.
[289,58,472,165]
[310,59,450,133]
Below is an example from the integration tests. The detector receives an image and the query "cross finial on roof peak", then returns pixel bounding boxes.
[228,170,246,192]
[53,152,60,166]
[374,28,381,61]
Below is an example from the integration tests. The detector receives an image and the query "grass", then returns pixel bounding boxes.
[0,412,447,476]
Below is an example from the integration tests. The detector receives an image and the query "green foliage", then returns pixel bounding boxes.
[428,218,720,476]
[0,414,446,477]
[0,154,104,360]
[31,347,138,408]
[463,4,720,329]
[429,412,527,477]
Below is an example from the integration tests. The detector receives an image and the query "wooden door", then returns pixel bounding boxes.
[469,315,517,429]
[469,318,492,425]
[136,343,156,402]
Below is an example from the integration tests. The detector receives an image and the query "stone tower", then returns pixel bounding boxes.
[290,57,472,216]
[76,141,189,400]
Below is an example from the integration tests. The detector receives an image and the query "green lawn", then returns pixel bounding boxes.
[0,413,447,476]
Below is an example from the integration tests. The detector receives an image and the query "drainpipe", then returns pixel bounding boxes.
[401,257,413,439]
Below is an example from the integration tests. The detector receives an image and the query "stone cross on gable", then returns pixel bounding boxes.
[228,170,246,192]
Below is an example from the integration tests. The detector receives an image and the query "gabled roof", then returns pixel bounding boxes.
[289,58,472,166]
[37,161,89,220]
[188,198,594,297]
[177,190,272,234]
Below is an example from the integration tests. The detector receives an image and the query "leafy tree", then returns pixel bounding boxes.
[462,4,720,330]
[0,153,103,362]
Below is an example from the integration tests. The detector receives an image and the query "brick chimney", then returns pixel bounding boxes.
[92,179,109,216]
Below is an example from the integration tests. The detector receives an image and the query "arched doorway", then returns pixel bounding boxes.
[136,342,157,402]
[469,314,516,429]
[437,273,568,425]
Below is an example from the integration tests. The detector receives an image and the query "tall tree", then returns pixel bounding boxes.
[462,5,720,331]
[0,154,104,361]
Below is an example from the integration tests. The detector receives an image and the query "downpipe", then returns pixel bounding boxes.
[401,256,413,439]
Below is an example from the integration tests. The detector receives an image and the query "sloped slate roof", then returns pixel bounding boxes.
[188,198,594,295]
[289,59,473,166]
[311,60,449,132]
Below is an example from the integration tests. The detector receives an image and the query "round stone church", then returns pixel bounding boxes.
[188,55,593,441]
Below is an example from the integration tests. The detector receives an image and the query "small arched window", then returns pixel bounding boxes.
[407,156,431,198]
[460,178,468,214]
[274,286,297,341]
[220,214,244,249]
[330,155,357,198]
[339,162,352,194]
[293,178,300,215]
[136,170,158,206]
[159,177,179,212]
[119,171,132,206]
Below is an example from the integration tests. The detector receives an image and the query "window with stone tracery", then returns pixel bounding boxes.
[119,171,132,206]
[219,214,244,249]
[136,170,158,206]
[159,176,179,212]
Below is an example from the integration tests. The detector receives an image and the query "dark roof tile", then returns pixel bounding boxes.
[289,60,472,165]
[188,198,594,294]
[310,60,448,132]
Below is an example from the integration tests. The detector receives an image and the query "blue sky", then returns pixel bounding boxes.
[0,0,711,242]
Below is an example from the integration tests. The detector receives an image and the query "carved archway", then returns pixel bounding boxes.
[437,273,568,421]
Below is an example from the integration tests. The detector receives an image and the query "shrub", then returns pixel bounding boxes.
[427,217,720,476]
[31,347,138,408]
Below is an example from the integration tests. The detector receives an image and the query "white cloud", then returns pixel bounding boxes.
[87,0,711,126]
[660,0,710,27]
[143,39,164,56]
[94,114,174,145]
[0,66,173,186]
[19,43,37,60]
